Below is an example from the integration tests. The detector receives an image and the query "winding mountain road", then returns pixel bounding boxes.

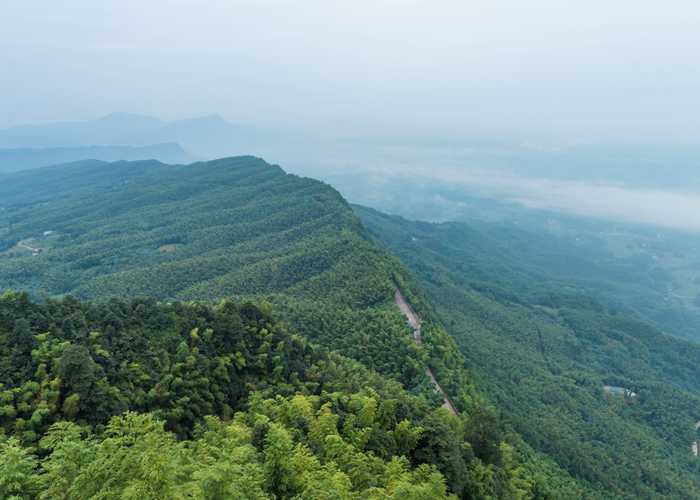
[395,290,458,416]
[18,242,40,253]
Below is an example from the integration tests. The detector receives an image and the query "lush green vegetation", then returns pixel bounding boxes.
[0,157,589,498]
[0,156,375,302]
[340,174,700,342]
[0,157,441,402]
[357,205,700,499]
[0,291,581,499]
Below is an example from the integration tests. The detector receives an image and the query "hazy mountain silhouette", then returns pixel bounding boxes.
[0,113,269,158]
[0,143,193,174]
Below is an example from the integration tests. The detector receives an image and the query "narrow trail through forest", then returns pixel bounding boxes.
[394,290,458,416]
[18,242,40,253]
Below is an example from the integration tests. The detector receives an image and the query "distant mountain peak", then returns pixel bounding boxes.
[0,112,254,156]
[0,142,194,173]
[96,112,163,125]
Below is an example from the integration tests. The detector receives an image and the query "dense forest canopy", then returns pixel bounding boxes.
[0,157,588,498]
[4,0,699,496]
[0,156,375,303]
[0,293,458,498]
[4,156,700,498]
[339,174,700,342]
[0,156,460,416]
[357,205,700,499]
[0,292,583,498]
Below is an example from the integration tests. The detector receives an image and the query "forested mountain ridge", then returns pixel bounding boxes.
[338,171,700,342]
[0,156,587,497]
[0,156,380,303]
[0,156,422,391]
[357,205,700,499]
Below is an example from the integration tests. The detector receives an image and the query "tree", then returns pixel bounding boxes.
[56,345,98,406]
[263,423,299,497]
[0,436,44,499]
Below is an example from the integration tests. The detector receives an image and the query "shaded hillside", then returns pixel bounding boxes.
[0,157,391,305]
[357,205,700,499]
[0,157,587,497]
[0,157,584,497]
[0,157,426,390]
[336,169,700,342]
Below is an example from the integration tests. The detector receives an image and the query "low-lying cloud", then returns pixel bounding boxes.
[404,166,700,231]
[320,159,700,232]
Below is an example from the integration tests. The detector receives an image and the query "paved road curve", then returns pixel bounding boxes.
[395,290,458,416]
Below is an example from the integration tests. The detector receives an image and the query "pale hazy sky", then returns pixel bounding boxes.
[2,0,700,145]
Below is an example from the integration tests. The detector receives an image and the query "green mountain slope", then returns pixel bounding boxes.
[0,156,376,302]
[339,172,700,342]
[0,157,587,498]
[0,157,430,394]
[356,205,700,499]
[0,293,459,498]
